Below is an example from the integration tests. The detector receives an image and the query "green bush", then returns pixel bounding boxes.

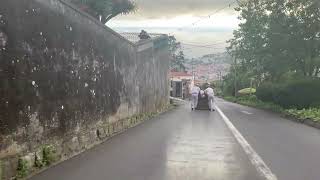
[238,88,256,96]
[222,71,252,96]
[42,145,56,166]
[34,153,44,168]
[257,79,320,109]
[273,79,320,109]
[16,158,29,179]
[256,82,282,102]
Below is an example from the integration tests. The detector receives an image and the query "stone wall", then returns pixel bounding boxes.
[0,0,170,179]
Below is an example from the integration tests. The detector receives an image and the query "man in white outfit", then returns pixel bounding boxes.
[205,86,215,111]
[191,84,200,110]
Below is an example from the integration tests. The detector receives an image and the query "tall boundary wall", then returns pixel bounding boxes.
[0,0,170,179]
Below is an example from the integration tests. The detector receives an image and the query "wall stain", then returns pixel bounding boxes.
[0,0,125,136]
[0,0,170,178]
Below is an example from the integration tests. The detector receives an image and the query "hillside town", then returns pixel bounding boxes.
[170,52,231,99]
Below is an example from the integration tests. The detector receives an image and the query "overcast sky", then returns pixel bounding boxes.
[108,0,240,58]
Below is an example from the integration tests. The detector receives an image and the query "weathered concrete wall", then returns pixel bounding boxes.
[0,0,169,179]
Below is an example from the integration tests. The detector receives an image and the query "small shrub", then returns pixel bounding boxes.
[34,153,44,168]
[257,79,320,109]
[42,145,56,166]
[16,158,29,179]
[238,88,256,96]
[273,79,320,109]
[256,82,282,102]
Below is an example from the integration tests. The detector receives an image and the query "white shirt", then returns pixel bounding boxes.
[191,86,200,95]
[205,87,214,96]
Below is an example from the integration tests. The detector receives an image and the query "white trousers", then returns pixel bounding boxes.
[191,94,198,109]
[208,95,214,110]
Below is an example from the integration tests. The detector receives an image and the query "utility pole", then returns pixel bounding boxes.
[234,56,238,97]
[191,58,196,86]
[191,58,194,80]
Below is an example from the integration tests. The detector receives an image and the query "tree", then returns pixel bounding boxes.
[168,36,181,54]
[173,51,186,72]
[227,0,320,84]
[138,30,151,40]
[168,36,186,72]
[72,0,136,24]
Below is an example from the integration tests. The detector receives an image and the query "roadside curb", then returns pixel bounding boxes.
[284,115,320,129]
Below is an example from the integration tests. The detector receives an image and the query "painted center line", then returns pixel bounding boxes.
[241,111,253,115]
[215,105,278,180]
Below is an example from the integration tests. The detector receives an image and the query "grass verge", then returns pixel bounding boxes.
[223,95,320,122]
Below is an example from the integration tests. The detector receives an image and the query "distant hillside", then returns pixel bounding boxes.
[184,52,231,81]
[200,52,232,64]
[185,52,232,65]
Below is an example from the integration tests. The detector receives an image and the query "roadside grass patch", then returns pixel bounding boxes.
[223,95,320,122]
[285,108,320,122]
[224,95,284,112]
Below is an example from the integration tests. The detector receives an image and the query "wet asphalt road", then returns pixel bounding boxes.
[216,98,320,180]
[30,102,262,180]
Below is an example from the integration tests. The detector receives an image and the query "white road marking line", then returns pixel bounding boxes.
[215,105,278,180]
[241,110,253,115]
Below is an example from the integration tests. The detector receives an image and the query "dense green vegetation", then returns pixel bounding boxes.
[220,0,320,121]
[168,36,186,71]
[221,0,320,115]
[256,79,320,109]
[227,0,320,82]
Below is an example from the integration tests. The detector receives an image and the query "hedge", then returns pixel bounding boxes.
[256,79,320,109]
[238,88,256,96]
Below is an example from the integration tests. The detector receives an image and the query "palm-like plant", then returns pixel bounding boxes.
[71,0,136,24]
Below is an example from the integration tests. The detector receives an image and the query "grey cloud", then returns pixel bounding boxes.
[124,0,237,19]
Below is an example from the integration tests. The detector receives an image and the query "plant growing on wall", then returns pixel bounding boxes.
[71,0,136,24]
[16,158,29,179]
[42,145,57,166]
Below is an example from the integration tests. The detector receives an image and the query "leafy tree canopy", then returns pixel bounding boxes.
[227,0,320,83]
[72,0,136,23]
[168,36,186,72]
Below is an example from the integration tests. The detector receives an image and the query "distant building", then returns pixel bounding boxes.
[170,71,193,99]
